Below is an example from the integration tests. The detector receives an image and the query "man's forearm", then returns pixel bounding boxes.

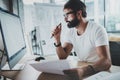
[56,46,68,59]
[92,58,111,72]
[81,58,111,77]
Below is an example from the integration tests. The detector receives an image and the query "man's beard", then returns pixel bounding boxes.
[67,17,80,28]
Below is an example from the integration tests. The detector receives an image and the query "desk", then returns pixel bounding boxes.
[1,61,120,80]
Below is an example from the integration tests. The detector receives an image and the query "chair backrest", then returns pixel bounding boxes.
[109,41,120,66]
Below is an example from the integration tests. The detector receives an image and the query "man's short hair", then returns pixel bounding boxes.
[64,0,87,18]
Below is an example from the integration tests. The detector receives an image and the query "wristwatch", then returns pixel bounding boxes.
[54,42,61,47]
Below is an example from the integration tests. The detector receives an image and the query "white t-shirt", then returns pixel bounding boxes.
[65,21,109,62]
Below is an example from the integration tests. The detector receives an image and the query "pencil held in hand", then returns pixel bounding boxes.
[51,23,62,38]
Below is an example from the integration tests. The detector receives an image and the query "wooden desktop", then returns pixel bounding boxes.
[1,58,120,80]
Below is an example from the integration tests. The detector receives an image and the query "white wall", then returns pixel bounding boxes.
[34,3,69,56]
[23,3,70,56]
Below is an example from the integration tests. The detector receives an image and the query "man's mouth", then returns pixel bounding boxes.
[66,21,70,24]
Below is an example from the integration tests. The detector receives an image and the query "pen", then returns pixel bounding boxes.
[51,23,61,38]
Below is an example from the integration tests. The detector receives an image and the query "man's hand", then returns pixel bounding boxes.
[51,23,62,43]
[63,68,84,80]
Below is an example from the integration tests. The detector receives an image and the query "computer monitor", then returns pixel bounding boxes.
[0,8,26,69]
[0,28,6,69]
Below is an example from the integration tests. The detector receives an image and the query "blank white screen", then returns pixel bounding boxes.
[0,10,25,58]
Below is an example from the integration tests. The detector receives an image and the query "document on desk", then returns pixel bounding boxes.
[84,71,120,80]
[30,60,76,75]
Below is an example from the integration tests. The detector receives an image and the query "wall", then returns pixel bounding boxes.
[34,3,69,56]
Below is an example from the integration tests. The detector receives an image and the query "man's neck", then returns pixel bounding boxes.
[76,20,88,35]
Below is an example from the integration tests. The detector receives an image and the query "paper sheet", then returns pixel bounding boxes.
[103,72,120,80]
[30,60,73,75]
[84,71,120,80]
[84,71,110,80]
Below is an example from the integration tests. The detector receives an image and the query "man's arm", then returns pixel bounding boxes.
[64,45,111,80]
[52,23,73,59]
[92,45,111,71]
[81,45,111,76]
[55,42,73,59]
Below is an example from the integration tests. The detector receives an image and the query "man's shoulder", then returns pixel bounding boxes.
[88,21,104,30]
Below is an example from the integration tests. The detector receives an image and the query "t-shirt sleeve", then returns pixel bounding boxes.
[95,27,109,47]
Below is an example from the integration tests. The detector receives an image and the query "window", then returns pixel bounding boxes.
[85,0,94,20]
[85,0,120,33]
[54,0,68,5]
[97,0,105,26]
[54,0,84,5]
[85,0,105,26]
[105,0,120,32]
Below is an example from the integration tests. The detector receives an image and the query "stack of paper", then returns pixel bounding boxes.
[30,60,76,75]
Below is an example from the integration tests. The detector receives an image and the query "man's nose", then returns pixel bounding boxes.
[64,17,68,22]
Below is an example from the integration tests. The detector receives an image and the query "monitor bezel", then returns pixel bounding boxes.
[0,8,26,69]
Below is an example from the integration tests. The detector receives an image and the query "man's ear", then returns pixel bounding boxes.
[76,10,82,19]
